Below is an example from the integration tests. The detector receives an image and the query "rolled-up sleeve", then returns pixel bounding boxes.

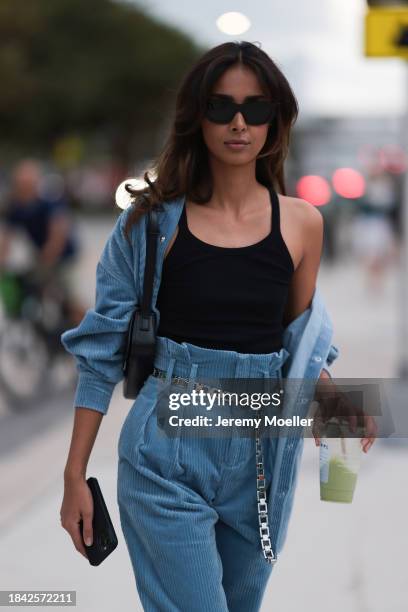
[60,207,139,415]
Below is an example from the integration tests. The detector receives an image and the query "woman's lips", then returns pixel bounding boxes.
[224,142,249,150]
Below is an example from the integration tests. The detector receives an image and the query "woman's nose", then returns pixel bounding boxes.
[230,112,247,128]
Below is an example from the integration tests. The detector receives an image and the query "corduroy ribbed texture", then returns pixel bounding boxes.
[117,335,289,611]
[60,206,138,414]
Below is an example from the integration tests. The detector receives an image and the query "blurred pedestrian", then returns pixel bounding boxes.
[320,194,341,265]
[0,158,86,325]
[350,168,398,295]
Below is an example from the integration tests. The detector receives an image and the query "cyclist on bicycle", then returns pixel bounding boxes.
[0,158,85,325]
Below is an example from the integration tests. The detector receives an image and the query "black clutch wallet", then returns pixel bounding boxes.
[123,207,160,399]
[79,477,118,566]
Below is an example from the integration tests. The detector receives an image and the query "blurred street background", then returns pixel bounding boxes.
[0,0,407,611]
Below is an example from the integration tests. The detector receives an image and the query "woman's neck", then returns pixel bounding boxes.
[207,159,265,213]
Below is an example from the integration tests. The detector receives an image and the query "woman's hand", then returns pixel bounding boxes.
[312,372,378,453]
[313,413,378,453]
[60,474,94,560]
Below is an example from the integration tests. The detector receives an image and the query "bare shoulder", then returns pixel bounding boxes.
[280,194,322,220]
[278,196,323,318]
[277,195,323,268]
[279,195,323,233]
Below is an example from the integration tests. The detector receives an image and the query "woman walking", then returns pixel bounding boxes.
[60,41,374,611]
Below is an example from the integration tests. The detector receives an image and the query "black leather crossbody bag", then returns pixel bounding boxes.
[122,208,160,399]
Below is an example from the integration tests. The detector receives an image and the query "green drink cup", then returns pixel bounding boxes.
[319,418,363,503]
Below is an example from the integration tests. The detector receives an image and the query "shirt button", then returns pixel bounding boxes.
[314,355,322,362]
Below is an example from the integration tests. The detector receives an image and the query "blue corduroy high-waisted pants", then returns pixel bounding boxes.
[117,335,290,612]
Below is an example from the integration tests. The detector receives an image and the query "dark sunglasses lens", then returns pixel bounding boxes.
[205,99,278,124]
[244,101,277,125]
[205,100,234,123]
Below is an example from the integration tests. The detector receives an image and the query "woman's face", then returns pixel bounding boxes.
[201,64,271,167]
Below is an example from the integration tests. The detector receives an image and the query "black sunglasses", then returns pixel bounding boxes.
[205,96,279,126]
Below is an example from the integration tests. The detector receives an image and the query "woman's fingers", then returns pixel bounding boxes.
[69,520,88,559]
[312,401,378,454]
[60,477,94,561]
[311,405,324,447]
[361,415,378,453]
[81,511,94,547]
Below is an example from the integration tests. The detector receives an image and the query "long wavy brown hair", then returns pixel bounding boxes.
[124,40,299,241]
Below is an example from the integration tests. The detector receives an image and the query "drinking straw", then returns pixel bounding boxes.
[340,435,347,459]
[335,417,347,459]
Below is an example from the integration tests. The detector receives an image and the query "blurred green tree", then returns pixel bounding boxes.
[0,0,204,163]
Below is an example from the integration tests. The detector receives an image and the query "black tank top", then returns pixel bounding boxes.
[156,186,295,353]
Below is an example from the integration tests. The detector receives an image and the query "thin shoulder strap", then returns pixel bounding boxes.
[141,209,160,317]
[178,202,188,230]
[269,186,281,236]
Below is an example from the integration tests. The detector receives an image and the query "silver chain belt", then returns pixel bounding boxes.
[151,366,277,564]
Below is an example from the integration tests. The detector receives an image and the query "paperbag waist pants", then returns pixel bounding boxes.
[117,335,290,612]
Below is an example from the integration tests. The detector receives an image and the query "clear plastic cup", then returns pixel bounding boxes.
[319,418,363,503]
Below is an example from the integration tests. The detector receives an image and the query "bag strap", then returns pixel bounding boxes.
[140,207,160,318]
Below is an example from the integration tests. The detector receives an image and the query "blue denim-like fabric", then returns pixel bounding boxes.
[117,337,289,611]
[60,195,340,576]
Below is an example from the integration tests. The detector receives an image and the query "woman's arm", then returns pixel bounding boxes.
[283,200,324,327]
[64,407,103,480]
[60,206,139,415]
[282,203,335,382]
[60,205,140,558]
[61,408,103,559]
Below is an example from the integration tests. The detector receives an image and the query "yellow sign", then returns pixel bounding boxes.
[365,7,408,58]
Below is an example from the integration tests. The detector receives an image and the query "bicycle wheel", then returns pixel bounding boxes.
[0,318,50,408]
